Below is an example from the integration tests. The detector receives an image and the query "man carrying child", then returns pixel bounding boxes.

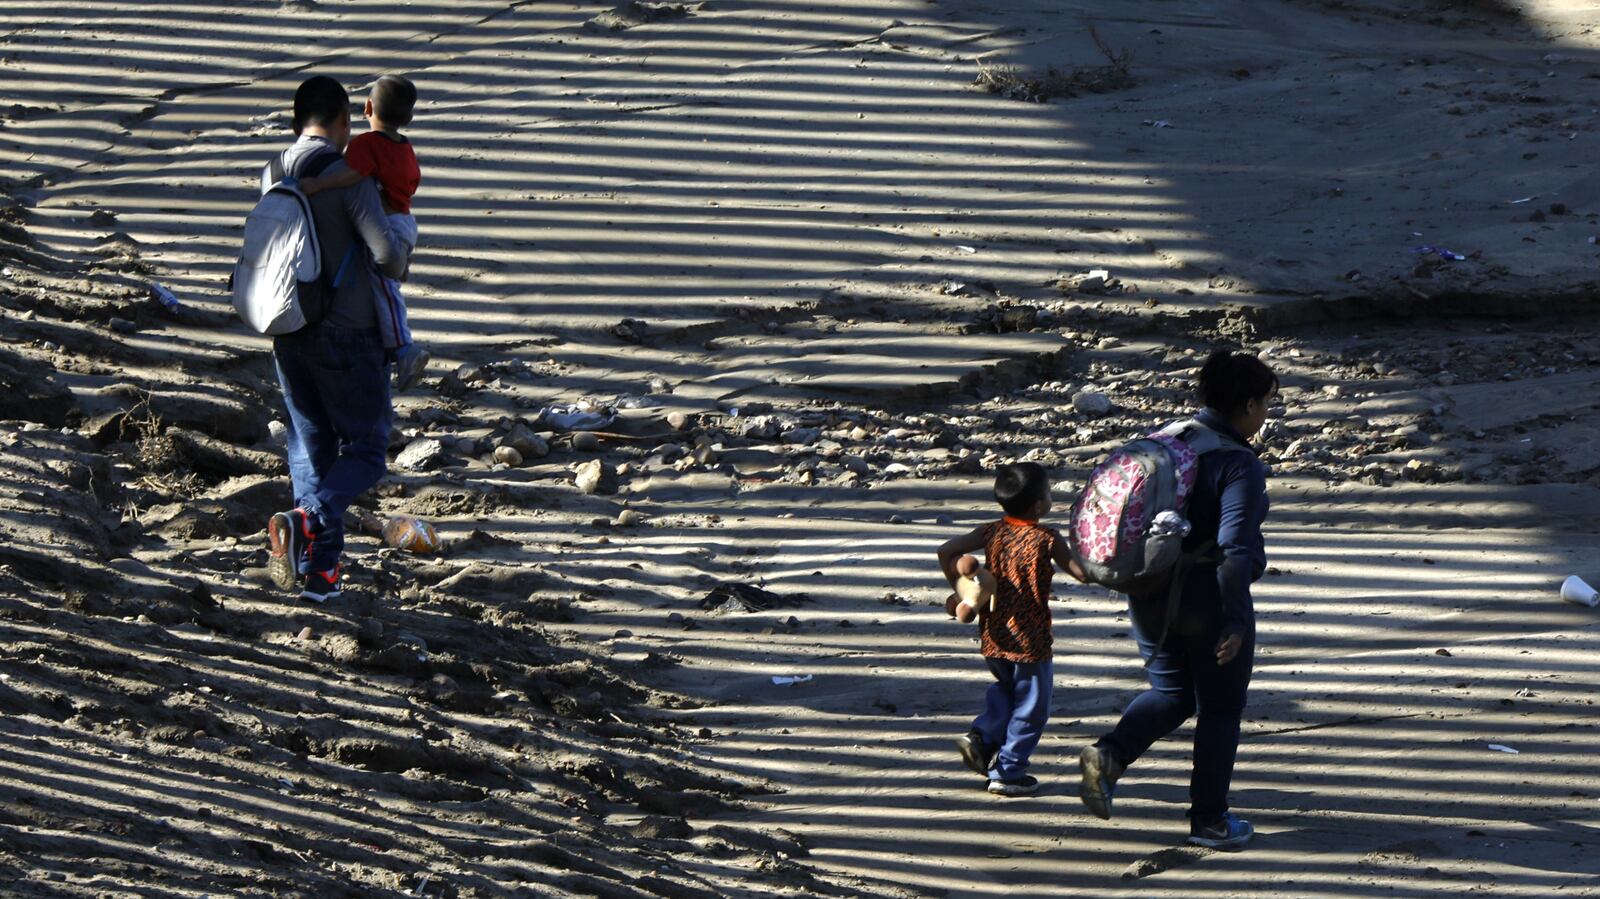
[264,75,412,603]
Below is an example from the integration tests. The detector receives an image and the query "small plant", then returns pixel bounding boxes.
[119,391,199,496]
[974,27,1134,102]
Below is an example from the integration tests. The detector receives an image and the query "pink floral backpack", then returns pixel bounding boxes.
[1068,419,1243,593]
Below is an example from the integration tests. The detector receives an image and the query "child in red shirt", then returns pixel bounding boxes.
[937,462,1084,796]
[302,75,428,391]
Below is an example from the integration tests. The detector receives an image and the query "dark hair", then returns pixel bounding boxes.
[1197,349,1279,416]
[994,462,1050,518]
[372,75,418,128]
[293,75,349,134]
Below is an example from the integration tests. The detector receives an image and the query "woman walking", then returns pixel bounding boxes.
[1078,350,1278,851]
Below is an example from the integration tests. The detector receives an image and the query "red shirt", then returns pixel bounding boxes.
[345,131,420,214]
[977,517,1060,663]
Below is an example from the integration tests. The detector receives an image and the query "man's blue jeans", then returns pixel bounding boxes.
[972,657,1053,781]
[272,323,392,575]
[1097,600,1254,825]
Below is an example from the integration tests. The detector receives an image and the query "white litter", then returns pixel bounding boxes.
[771,674,813,686]
[1487,744,1520,754]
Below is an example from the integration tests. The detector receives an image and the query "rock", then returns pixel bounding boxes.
[395,438,448,472]
[574,459,615,495]
[493,445,523,467]
[502,424,549,459]
[667,411,689,431]
[648,377,671,394]
[1064,269,1119,294]
[1072,391,1113,416]
[783,427,822,445]
[455,437,477,456]
[841,455,870,475]
[610,318,649,342]
[109,317,137,334]
[615,508,644,527]
[572,431,601,452]
[456,364,488,385]
[848,426,869,442]
[267,420,288,445]
[359,618,384,641]
[1392,425,1428,448]
[631,815,693,840]
[1403,459,1441,483]
[297,626,314,641]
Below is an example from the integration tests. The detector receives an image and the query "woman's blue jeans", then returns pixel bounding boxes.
[1097,600,1254,825]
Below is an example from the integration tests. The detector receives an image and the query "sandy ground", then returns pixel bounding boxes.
[0,0,1598,896]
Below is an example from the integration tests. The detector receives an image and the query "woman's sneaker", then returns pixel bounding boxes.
[1187,812,1253,851]
[1078,745,1124,820]
[955,729,995,776]
[266,509,313,592]
[987,775,1038,797]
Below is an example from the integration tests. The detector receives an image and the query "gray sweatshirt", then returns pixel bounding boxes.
[263,135,408,331]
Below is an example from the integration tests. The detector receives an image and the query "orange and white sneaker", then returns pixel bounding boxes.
[267,509,314,593]
[300,566,341,604]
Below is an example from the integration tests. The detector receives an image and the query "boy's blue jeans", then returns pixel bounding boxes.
[972,657,1053,782]
[272,323,393,574]
[1096,601,1254,825]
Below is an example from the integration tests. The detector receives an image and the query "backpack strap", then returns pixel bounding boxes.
[1145,538,1219,668]
[1159,418,1252,455]
[1141,417,1248,664]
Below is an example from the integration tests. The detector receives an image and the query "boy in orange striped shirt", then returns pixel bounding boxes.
[938,462,1083,795]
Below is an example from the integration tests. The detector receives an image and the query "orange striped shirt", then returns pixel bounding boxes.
[978,517,1060,663]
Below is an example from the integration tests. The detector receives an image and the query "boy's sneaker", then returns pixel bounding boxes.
[393,345,430,392]
[1078,744,1124,820]
[987,775,1038,797]
[1187,812,1253,851]
[266,509,313,593]
[955,730,994,776]
[300,567,342,604]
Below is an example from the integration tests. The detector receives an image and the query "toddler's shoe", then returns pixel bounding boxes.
[955,729,994,776]
[987,774,1038,797]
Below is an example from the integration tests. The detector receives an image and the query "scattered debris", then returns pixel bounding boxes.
[974,27,1134,102]
[1560,575,1599,607]
[701,583,801,615]
[382,515,441,553]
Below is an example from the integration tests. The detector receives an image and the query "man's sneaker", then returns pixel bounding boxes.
[1187,812,1254,851]
[393,345,430,392]
[1079,744,1124,820]
[300,567,342,604]
[956,730,995,776]
[266,509,313,593]
[987,775,1039,797]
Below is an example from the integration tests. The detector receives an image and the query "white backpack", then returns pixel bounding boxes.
[230,151,338,335]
